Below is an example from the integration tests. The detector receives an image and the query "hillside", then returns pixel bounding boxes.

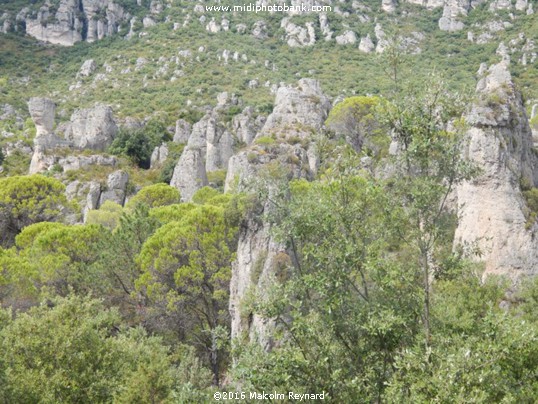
[1,0,538,402]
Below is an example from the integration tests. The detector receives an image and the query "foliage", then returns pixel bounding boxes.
[325,96,389,156]
[16,223,107,295]
[136,205,238,385]
[125,183,181,209]
[109,119,170,169]
[0,175,69,247]
[85,200,123,230]
[192,186,220,205]
[0,294,179,403]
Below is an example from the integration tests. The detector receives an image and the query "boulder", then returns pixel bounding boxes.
[439,0,470,31]
[260,78,331,139]
[150,143,169,168]
[66,104,118,151]
[78,59,97,77]
[174,119,192,143]
[335,30,358,45]
[170,147,208,202]
[359,34,375,53]
[281,18,316,47]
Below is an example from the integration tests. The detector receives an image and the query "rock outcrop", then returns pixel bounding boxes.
[174,119,191,143]
[281,18,315,47]
[359,34,375,53]
[227,79,331,347]
[336,30,357,45]
[150,143,169,168]
[65,104,118,151]
[99,170,129,206]
[23,0,129,46]
[439,0,470,31]
[454,61,538,280]
[170,147,208,202]
[28,98,118,173]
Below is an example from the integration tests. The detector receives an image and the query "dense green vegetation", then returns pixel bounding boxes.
[1,68,538,401]
[1,0,538,401]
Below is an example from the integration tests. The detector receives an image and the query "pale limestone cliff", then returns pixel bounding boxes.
[227,79,331,347]
[454,61,538,280]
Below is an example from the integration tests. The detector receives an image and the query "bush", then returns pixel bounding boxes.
[126,183,181,209]
[109,119,171,169]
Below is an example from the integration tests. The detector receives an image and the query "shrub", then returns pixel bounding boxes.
[126,183,181,209]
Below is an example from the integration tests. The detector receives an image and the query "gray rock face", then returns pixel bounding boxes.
[375,23,389,53]
[335,30,358,45]
[227,79,330,345]
[174,119,192,143]
[232,107,265,145]
[319,13,333,40]
[281,18,315,47]
[439,0,470,31]
[382,0,397,13]
[78,59,97,77]
[170,147,208,202]
[252,20,268,39]
[28,98,56,136]
[187,112,235,172]
[99,170,129,206]
[23,0,129,46]
[150,143,169,168]
[489,0,512,11]
[57,155,117,171]
[359,34,375,53]
[66,104,118,151]
[454,61,538,280]
[260,78,331,139]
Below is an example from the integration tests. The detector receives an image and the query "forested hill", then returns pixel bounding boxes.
[1,0,538,402]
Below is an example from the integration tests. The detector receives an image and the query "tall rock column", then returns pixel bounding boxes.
[227,79,331,348]
[454,61,538,279]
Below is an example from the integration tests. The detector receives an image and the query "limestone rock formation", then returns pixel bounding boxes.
[150,143,169,168]
[174,119,192,143]
[66,104,118,151]
[232,107,265,145]
[359,34,375,53]
[439,0,470,31]
[281,18,315,47]
[23,0,129,46]
[99,170,129,206]
[28,98,56,136]
[252,20,268,39]
[454,61,538,280]
[259,78,331,139]
[336,30,358,45]
[170,147,208,202]
[77,59,97,77]
[227,79,331,346]
[375,24,389,53]
[382,0,397,13]
[319,13,333,40]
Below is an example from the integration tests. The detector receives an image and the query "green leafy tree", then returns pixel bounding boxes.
[109,119,170,169]
[0,175,69,246]
[16,223,107,295]
[379,75,476,345]
[325,96,387,154]
[125,183,181,209]
[137,205,238,386]
[234,158,422,401]
[91,204,161,321]
[0,294,179,403]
